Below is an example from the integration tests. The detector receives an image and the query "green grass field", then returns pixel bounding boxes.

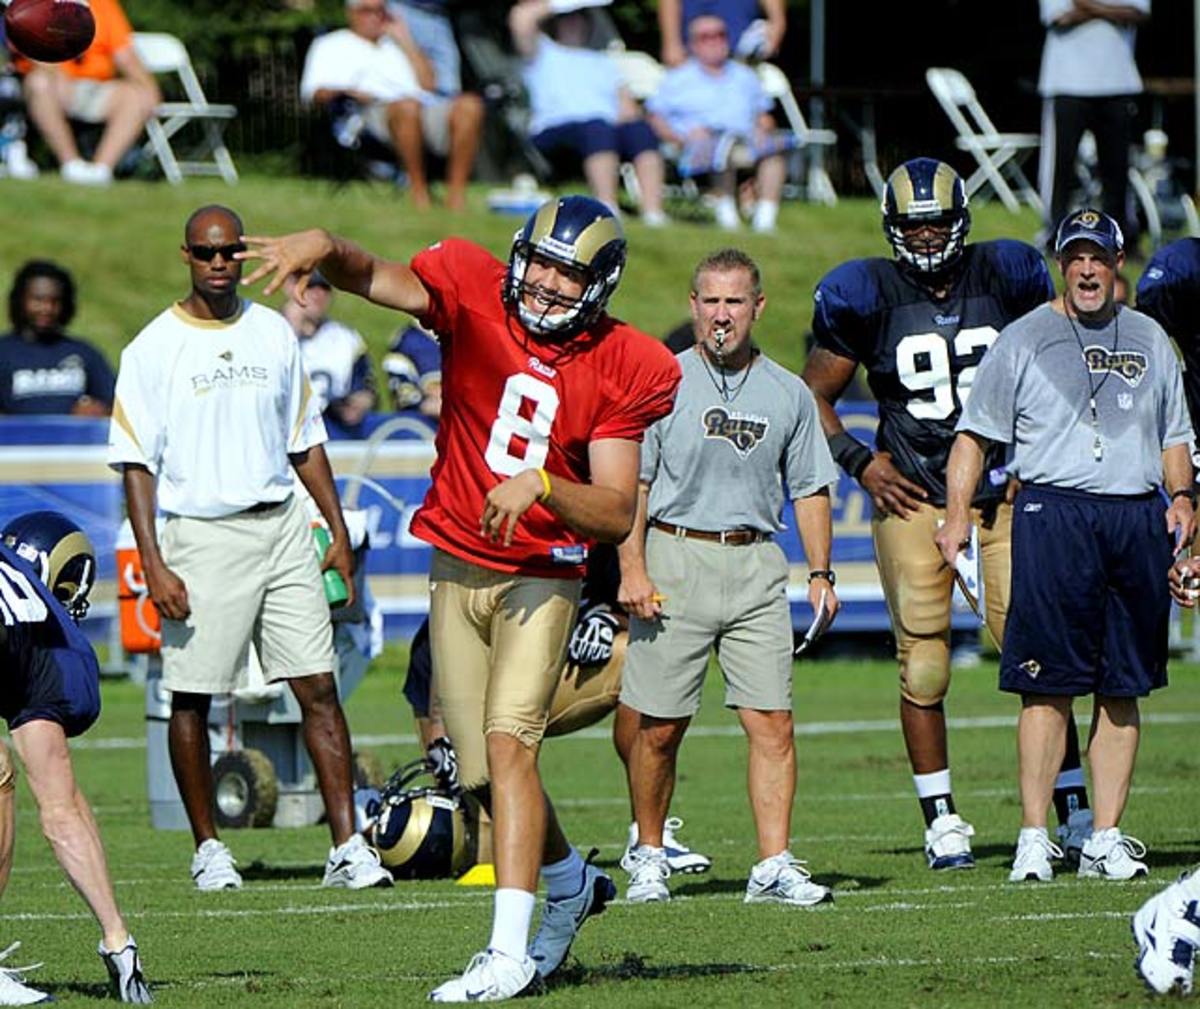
[0,174,1053,378]
[2,645,1195,1007]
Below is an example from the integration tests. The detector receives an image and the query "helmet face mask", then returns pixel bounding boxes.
[882,158,971,274]
[504,196,627,341]
[0,511,95,621]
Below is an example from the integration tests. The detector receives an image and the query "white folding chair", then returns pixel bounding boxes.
[756,61,838,206]
[132,32,238,185]
[925,67,1040,213]
[607,48,668,205]
[608,47,666,103]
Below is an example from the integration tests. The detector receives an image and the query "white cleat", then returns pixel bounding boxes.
[0,943,51,1005]
[322,833,394,889]
[190,839,242,891]
[619,817,712,875]
[1055,808,1093,869]
[1078,828,1148,880]
[1008,827,1063,883]
[924,813,976,871]
[428,949,538,1003]
[1132,873,1200,994]
[744,851,832,907]
[625,845,671,903]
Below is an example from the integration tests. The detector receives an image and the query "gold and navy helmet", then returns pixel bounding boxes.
[882,158,971,273]
[0,510,95,621]
[503,195,627,339]
[368,758,473,880]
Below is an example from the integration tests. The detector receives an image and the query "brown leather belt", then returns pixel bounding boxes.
[650,518,769,546]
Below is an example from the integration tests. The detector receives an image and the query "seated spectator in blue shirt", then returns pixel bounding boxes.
[510,0,667,227]
[0,260,114,415]
[646,13,787,233]
[383,320,442,417]
[281,271,377,436]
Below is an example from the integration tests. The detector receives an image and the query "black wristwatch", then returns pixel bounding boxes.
[808,569,836,586]
[1171,488,1198,507]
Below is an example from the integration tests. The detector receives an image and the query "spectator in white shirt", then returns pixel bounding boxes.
[300,0,483,210]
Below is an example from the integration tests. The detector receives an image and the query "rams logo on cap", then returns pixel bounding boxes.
[1074,210,1101,228]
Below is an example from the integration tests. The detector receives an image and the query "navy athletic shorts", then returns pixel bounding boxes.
[1000,483,1172,698]
[532,118,659,162]
[2,643,101,738]
[402,618,433,718]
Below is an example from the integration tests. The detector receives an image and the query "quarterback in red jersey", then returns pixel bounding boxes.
[241,196,680,1003]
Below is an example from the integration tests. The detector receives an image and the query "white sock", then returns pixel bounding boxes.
[752,200,779,231]
[913,769,952,798]
[487,888,536,962]
[541,848,586,901]
[1054,767,1086,790]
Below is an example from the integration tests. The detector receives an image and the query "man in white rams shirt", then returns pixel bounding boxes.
[107,204,392,892]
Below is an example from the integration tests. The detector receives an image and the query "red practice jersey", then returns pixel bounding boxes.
[408,238,680,577]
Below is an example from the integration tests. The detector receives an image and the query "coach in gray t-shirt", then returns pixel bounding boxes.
[616,248,839,909]
[937,208,1195,886]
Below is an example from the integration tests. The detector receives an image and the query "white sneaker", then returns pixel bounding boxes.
[1078,827,1148,880]
[924,813,976,870]
[1008,827,1063,883]
[428,948,539,1002]
[619,817,712,875]
[1055,808,1094,868]
[714,198,741,231]
[3,141,38,181]
[625,845,670,903]
[98,936,151,1004]
[641,210,669,228]
[528,851,615,979]
[190,839,242,891]
[0,943,50,1005]
[321,833,393,889]
[1133,873,1200,994]
[744,851,832,906]
[60,159,112,186]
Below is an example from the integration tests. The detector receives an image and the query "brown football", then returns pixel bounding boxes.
[4,0,95,63]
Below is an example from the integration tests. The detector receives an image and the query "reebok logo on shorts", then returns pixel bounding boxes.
[1023,503,1042,513]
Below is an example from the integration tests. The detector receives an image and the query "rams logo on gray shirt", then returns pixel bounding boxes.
[1083,346,1148,387]
[702,406,770,458]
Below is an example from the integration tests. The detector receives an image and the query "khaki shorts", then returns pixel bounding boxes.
[428,549,580,790]
[159,496,336,694]
[621,528,793,718]
[66,79,115,123]
[364,97,452,156]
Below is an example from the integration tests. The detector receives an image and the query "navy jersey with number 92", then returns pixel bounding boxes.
[812,239,1054,505]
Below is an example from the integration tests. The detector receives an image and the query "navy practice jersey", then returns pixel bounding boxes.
[0,542,101,736]
[812,240,1055,505]
[1136,237,1200,438]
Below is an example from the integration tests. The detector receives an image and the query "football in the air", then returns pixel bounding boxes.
[4,0,95,63]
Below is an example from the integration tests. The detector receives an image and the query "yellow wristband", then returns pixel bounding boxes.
[537,467,552,502]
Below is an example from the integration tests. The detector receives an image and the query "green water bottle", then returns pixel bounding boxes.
[311,524,349,608]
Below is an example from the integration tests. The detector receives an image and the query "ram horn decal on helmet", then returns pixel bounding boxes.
[0,510,96,621]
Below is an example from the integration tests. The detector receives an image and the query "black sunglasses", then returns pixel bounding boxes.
[189,242,246,262]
